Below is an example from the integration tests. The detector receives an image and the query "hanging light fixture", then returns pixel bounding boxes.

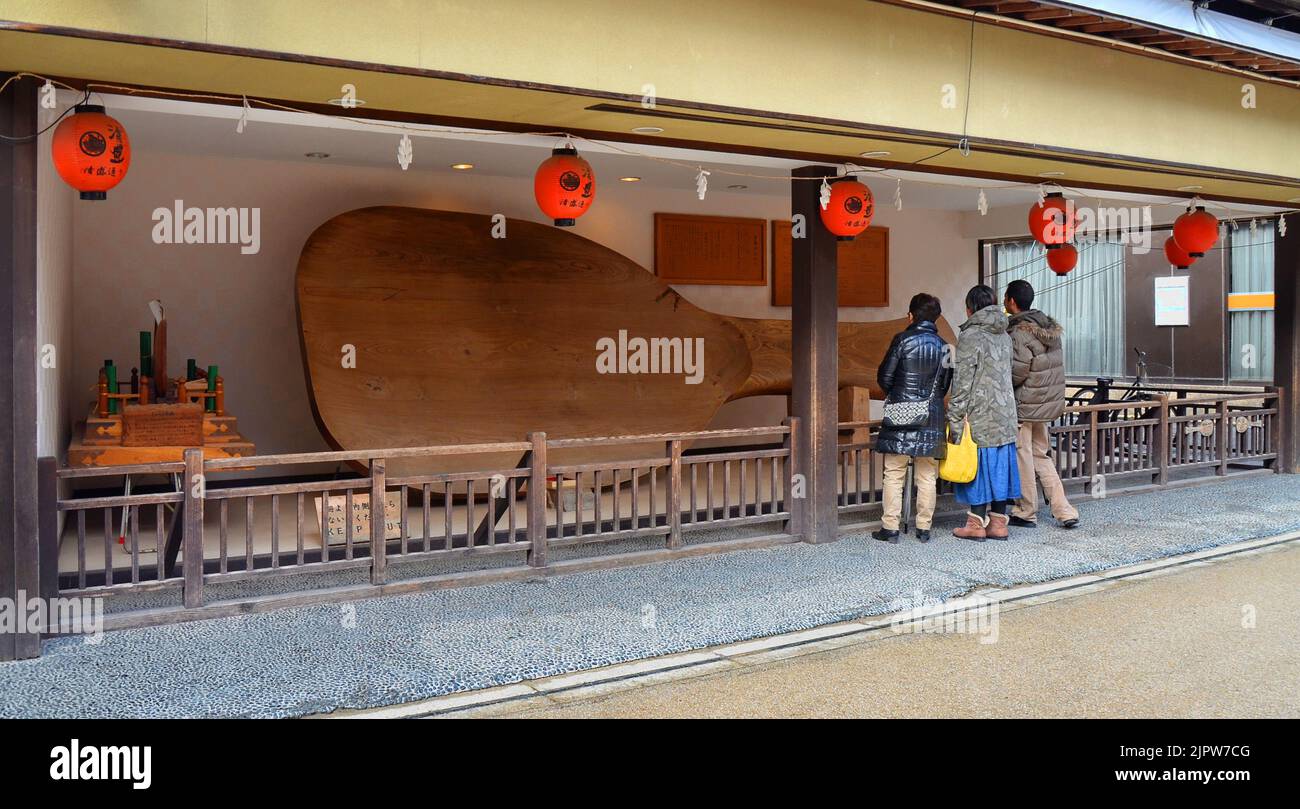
[1163,236,1195,270]
[818,178,875,241]
[534,145,595,226]
[1172,205,1219,257]
[1027,192,1076,248]
[51,104,131,200]
[1047,243,1078,276]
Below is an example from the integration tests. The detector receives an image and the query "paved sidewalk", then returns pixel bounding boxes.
[2,474,1299,718]
[475,541,1300,718]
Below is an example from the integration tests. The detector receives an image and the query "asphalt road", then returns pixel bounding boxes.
[461,542,1300,718]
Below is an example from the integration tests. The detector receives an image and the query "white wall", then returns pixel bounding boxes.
[36,122,75,463]
[66,150,980,459]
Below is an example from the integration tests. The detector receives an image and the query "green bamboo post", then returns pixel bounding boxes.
[186,358,197,381]
[206,365,218,412]
[139,331,152,378]
[104,361,118,414]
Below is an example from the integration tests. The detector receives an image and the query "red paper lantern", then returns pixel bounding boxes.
[1047,243,1078,276]
[1028,192,1076,247]
[51,104,131,200]
[534,146,595,226]
[1164,236,1195,270]
[819,179,874,241]
[1172,205,1219,257]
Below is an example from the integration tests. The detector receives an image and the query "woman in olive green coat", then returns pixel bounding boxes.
[947,285,1021,541]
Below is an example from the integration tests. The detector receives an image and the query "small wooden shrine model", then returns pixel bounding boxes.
[68,301,254,466]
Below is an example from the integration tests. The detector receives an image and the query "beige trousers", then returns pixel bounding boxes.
[881,454,939,531]
[1012,421,1079,523]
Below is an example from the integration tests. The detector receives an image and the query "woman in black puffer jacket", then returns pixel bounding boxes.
[872,293,952,544]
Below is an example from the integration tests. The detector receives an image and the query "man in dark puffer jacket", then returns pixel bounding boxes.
[872,293,952,543]
[1004,279,1079,529]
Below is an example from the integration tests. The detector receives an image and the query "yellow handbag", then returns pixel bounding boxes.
[938,422,978,483]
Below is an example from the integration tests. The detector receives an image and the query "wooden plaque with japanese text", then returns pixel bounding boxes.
[653,213,766,285]
[121,403,204,447]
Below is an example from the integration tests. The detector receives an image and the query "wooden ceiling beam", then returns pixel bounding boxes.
[992,2,1042,13]
[1109,27,1161,39]
[1184,46,1241,57]
[1054,14,1105,27]
[1082,21,1142,33]
[1127,34,1190,45]
[1021,8,1072,20]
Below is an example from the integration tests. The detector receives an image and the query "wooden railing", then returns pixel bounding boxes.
[834,390,1282,512]
[42,420,802,626]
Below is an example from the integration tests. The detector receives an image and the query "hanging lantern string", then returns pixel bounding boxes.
[1,71,1296,215]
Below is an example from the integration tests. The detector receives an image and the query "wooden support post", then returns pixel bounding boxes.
[1216,399,1230,476]
[38,457,58,606]
[667,439,682,549]
[526,432,547,568]
[1275,217,1300,473]
[182,448,205,608]
[783,416,804,538]
[1085,409,1099,495]
[1266,387,1283,469]
[0,75,40,661]
[369,457,387,584]
[1155,395,1170,486]
[790,166,839,543]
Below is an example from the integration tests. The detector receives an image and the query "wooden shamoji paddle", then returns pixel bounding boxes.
[296,207,955,475]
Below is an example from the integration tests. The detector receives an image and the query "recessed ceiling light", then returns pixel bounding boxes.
[327,98,367,107]
[618,176,642,182]
[1177,185,1203,192]
[859,151,891,158]
[727,184,748,190]
[1037,171,1065,177]
[449,163,475,170]
[632,126,665,134]
[304,152,330,159]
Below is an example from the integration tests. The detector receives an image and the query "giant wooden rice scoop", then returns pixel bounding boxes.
[296,207,954,475]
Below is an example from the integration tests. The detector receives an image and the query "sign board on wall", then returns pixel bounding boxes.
[1154,275,1190,326]
[314,491,402,545]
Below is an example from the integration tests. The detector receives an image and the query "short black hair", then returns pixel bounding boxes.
[1005,279,1035,311]
[908,293,942,323]
[965,284,997,313]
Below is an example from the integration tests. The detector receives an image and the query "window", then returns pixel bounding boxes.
[1227,221,1273,381]
[991,239,1127,377]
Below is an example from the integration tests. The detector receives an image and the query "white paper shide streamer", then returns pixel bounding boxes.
[398,134,413,170]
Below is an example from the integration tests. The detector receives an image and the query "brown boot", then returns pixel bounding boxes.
[987,512,1009,540]
[953,512,988,542]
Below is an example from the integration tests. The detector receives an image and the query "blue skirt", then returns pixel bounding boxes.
[954,442,1021,506]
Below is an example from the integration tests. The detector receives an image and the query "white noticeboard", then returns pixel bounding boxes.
[1154,275,1190,327]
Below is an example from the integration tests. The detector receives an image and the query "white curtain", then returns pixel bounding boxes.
[1228,221,1274,381]
[992,239,1126,377]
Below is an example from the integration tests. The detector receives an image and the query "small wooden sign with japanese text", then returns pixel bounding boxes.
[314,491,402,545]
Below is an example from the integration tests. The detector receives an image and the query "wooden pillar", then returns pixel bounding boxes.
[0,75,39,660]
[1274,216,1300,473]
[790,166,838,543]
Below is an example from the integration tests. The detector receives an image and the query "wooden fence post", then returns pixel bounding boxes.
[37,457,58,607]
[527,432,547,568]
[1217,399,1230,476]
[1155,395,1170,486]
[1267,387,1283,470]
[1085,409,1099,496]
[182,448,204,608]
[667,439,682,549]
[783,417,806,540]
[370,457,387,585]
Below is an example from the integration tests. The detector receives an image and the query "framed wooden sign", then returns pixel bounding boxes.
[770,221,889,307]
[314,491,403,545]
[653,213,766,285]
